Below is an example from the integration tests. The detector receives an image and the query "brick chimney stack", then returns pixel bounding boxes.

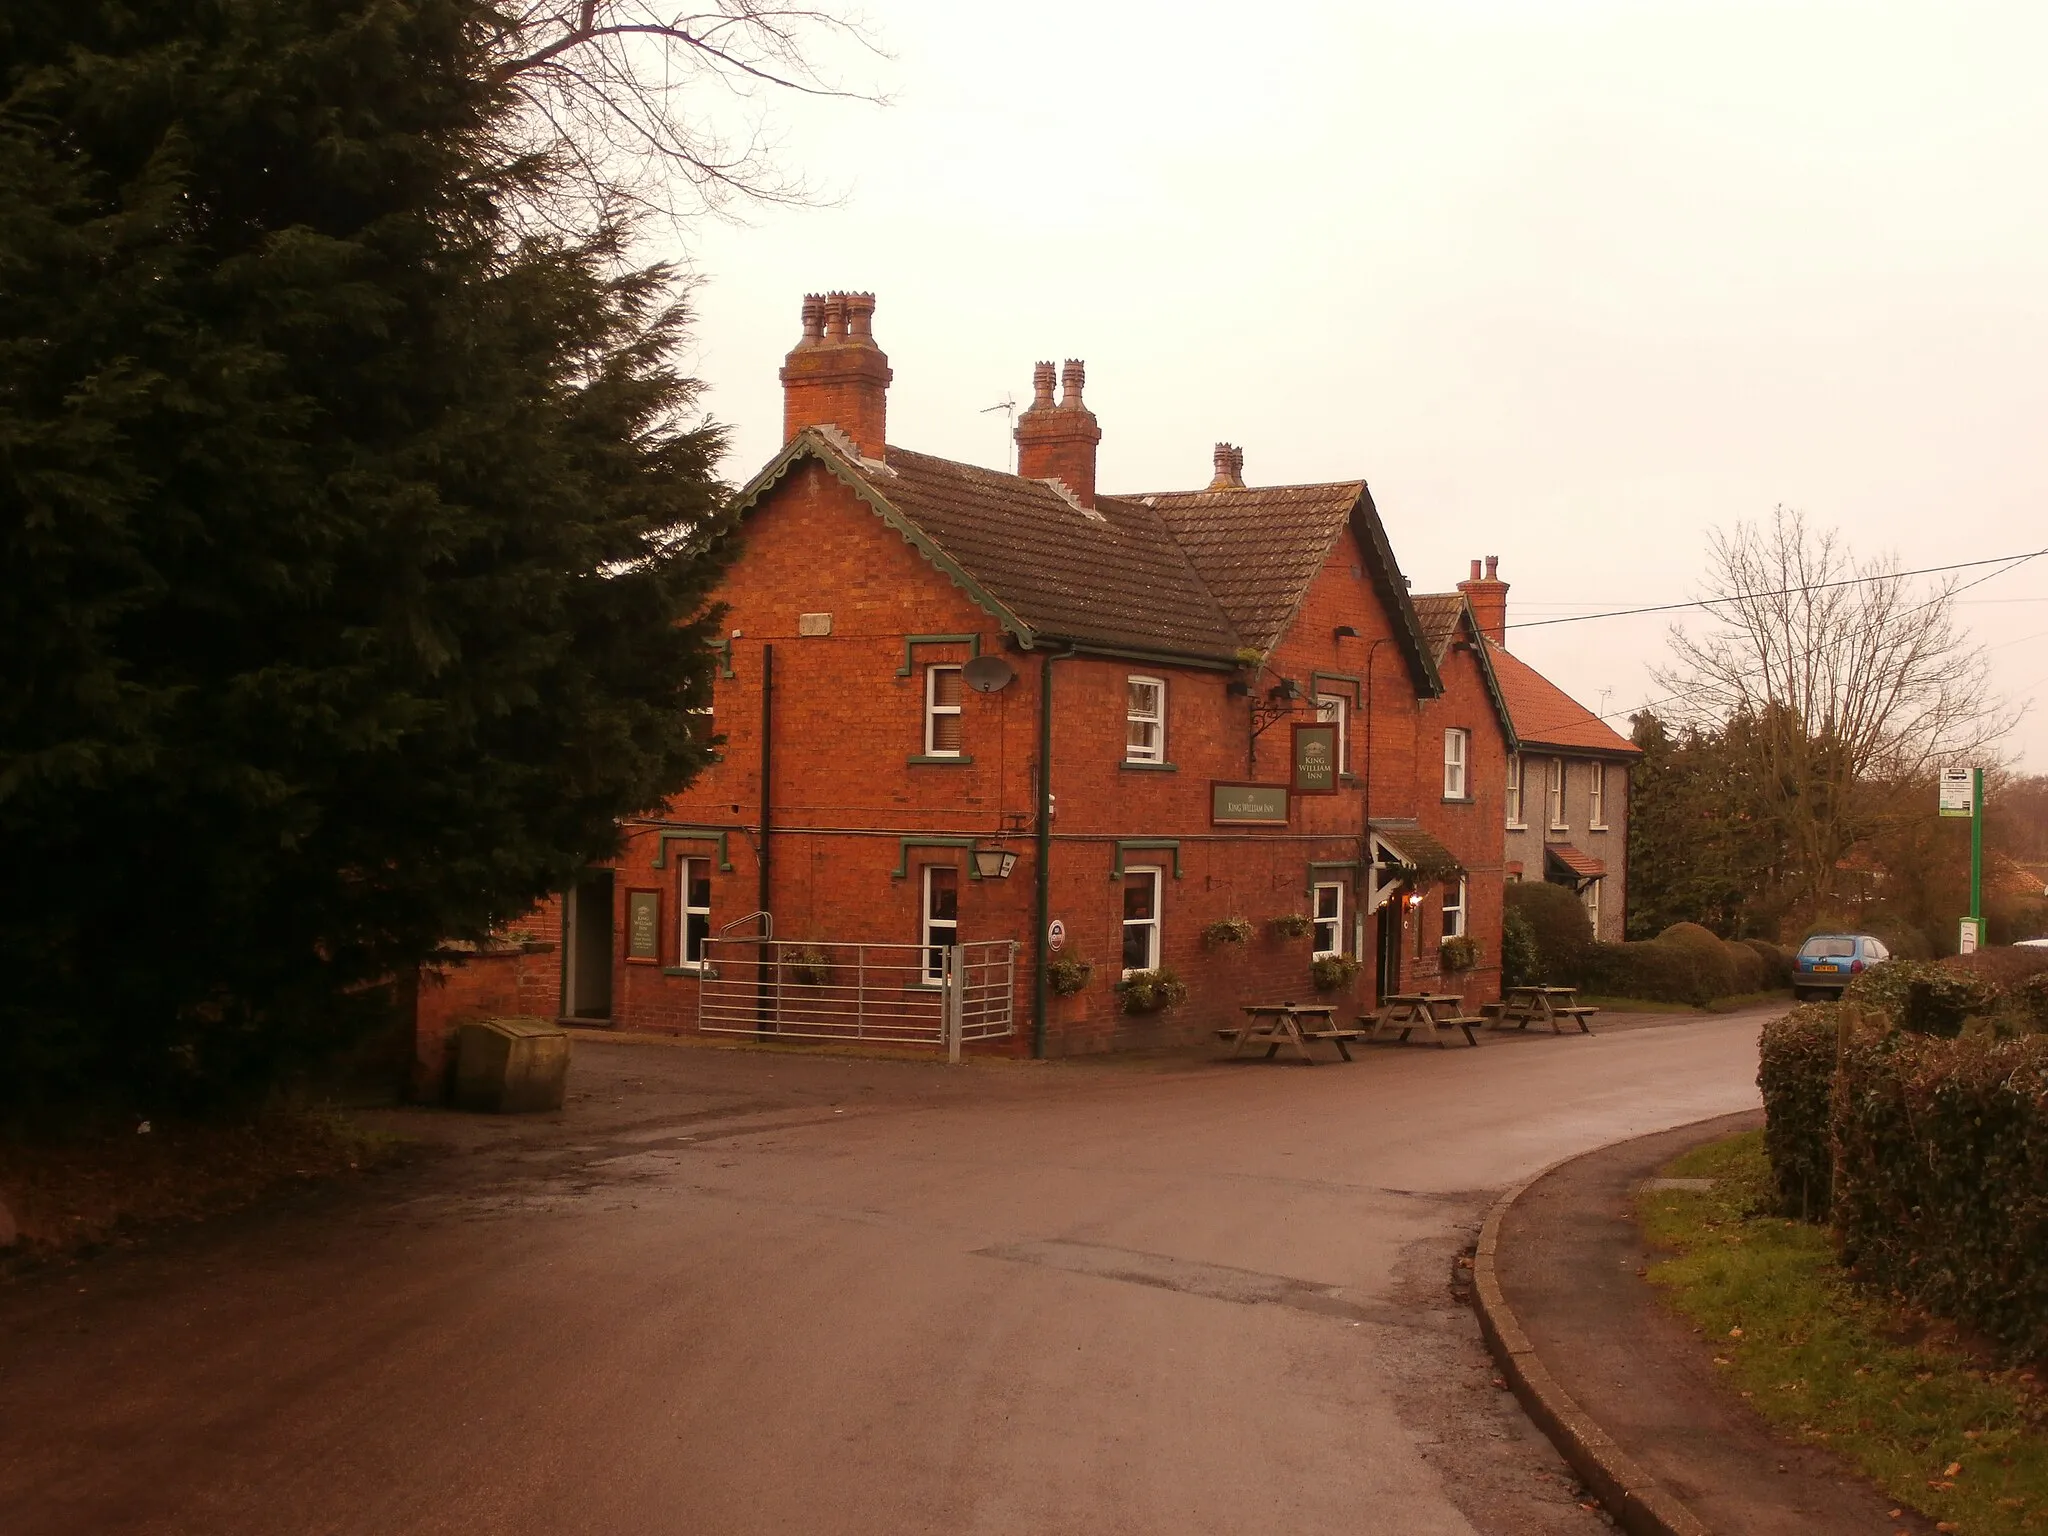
[1208,443,1245,490]
[1015,358,1102,508]
[1458,554,1509,648]
[780,291,892,459]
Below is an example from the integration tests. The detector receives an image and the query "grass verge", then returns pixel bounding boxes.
[1637,1131,2048,1533]
[0,1109,406,1267]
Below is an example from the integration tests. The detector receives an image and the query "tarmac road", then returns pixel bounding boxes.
[0,1010,1770,1535]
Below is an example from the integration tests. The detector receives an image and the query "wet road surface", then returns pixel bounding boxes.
[1,1011,1770,1534]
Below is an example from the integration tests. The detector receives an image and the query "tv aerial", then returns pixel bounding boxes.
[979,393,1018,472]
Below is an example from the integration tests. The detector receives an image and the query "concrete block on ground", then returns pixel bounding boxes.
[455,1018,570,1113]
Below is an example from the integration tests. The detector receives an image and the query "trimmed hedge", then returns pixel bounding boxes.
[1500,906,1540,990]
[1741,938,1793,989]
[1843,959,2002,1037]
[1832,1029,2048,1364]
[1584,921,1756,1005]
[1721,938,1766,994]
[1504,882,1591,985]
[1757,1002,1840,1219]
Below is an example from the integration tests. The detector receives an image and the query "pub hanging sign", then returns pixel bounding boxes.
[1290,721,1340,795]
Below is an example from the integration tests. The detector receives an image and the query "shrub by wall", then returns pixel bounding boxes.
[1504,882,1592,986]
[1831,1029,2048,1364]
[1500,907,1540,991]
[1757,1002,1841,1220]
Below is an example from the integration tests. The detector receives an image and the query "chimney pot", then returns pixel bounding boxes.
[780,288,892,458]
[1485,554,1499,580]
[1457,555,1509,649]
[1017,357,1102,508]
[1209,442,1245,490]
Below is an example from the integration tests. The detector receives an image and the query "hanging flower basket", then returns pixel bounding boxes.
[1047,956,1094,996]
[1269,913,1314,940]
[1116,966,1190,1015]
[1310,954,1362,992]
[1440,935,1480,974]
[781,944,831,987]
[1203,916,1255,948]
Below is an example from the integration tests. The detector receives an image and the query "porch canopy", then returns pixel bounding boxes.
[1544,843,1606,892]
[1366,818,1466,912]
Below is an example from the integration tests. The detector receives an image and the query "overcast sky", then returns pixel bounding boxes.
[661,0,2047,769]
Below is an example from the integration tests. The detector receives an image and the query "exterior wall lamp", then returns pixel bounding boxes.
[972,845,1019,880]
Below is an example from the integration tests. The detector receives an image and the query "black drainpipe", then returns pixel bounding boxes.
[755,641,774,1036]
[1031,646,1073,1059]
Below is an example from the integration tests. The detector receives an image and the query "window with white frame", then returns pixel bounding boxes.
[1442,728,1469,799]
[1583,876,1602,937]
[924,665,964,757]
[1442,877,1467,939]
[1505,754,1525,828]
[1547,757,1568,829]
[1121,867,1162,974]
[921,865,960,982]
[1588,763,1607,828]
[1312,881,1345,958]
[1125,676,1166,763]
[1315,693,1349,774]
[677,858,712,969]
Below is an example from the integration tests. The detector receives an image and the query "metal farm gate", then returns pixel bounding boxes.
[696,924,1017,1061]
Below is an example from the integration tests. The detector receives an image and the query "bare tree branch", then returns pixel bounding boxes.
[480,1,886,232]
[1655,507,2019,914]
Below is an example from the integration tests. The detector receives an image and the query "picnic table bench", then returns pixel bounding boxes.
[1365,991,1484,1048]
[1216,1003,1363,1063]
[1497,985,1599,1035]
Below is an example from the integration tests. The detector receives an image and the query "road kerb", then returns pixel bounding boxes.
[1473,1146,1718,1536]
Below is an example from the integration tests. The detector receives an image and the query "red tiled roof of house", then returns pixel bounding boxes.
[1546,844,1607,880]
[1488,645,1641,757]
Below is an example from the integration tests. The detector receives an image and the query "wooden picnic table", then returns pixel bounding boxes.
[1217,1002,1362,1063]
[1497,984,1600,1035]
[1366,991,1482,1048]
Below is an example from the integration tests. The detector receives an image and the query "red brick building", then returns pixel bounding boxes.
[480,293,1518,1057]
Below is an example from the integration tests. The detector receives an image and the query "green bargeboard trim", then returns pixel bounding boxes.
[1111,840,1183,880]
[724,434,1036,647]
[893,837,983,880]
[651,828,734,872]
[897,633,983,678]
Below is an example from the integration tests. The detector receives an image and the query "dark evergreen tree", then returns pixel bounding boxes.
[1624,712,1775,938]
[0,0,729,1107]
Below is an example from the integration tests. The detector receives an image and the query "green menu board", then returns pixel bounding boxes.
[626,889,662,962]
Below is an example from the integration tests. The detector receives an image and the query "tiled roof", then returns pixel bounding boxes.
[1546,844,1607,881]
[867,448,1242,659]
[1410,594,1466,659]
[730,432,1440,683]
[1134,481,1367,653]
[1369,818,1466,878]
[1490,646,1641,757]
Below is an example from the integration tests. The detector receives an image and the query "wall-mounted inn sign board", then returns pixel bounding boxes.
[1290,721,1341,795]
[1211,782,1291,826]
[625,888,663,964]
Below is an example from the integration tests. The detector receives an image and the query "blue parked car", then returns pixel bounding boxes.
[1792,933,1891,1000]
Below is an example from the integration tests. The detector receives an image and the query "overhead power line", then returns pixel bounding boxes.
[1507,547,2048,632]
[1595,550,2040,723]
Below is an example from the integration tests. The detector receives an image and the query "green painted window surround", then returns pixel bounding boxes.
[896,634,982,677]
[1118,760,1178,772]
[650,827,734,872]
[1110,840,1183,880]
[891,837,983,880]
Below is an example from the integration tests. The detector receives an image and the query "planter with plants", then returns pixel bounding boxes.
[1203,916,1255,948]
[1310,954,1362,992]
[1439,934,1479,974]
[1269,913,1313,940]
[781,944,831,986]
[1047,955,1094,997]
[1116,966,1190,1015]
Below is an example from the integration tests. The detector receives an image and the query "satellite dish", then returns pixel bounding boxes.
[962,655,1016,694]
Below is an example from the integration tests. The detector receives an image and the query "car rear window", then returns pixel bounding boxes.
[1800,938,1856,958]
